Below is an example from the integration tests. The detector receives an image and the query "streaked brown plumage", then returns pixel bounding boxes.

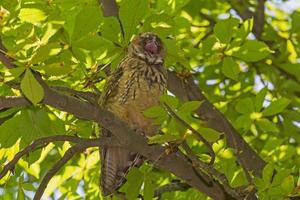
[99,32,167,196]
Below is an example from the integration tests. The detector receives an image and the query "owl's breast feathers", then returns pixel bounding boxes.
[99,56,167,196]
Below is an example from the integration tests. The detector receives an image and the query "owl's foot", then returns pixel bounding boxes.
[164,142,180,155]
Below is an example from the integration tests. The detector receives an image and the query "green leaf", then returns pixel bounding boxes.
[0,107,19,118]
[143,106,165,118]
[272,169,292,186]
[236,18,253,39]
[72,5,103,41]
[222,57,240,80]
[143,105,168,124]
[160,94,179,109]
[120,0,148,43]
[73,35,112,51]
[163,38,189,67]
[233,40,272,62]
[214,18,239,43]
[234,115,251,130]
[281,175,294,195]
[178,101,202,113]
[277,63,300,82]
[197,127,221,142]
[31,42,62,64]
[148,134,181,144]
[36,63,73,76]
[255,87,268,112]
[144,174,155,200]
[291,11,300,33]
[18,8,47,24]
[0,108,64,148]
[262,163,275,184]
[235,98,254,114]
[256,118,279,133]
[100,17,122,44]
[5,67,26,79]
[17,183,25,200]
[20,69,44,105]
[124,168,144,199]
[142,13,176,37]
[262,98,291,117]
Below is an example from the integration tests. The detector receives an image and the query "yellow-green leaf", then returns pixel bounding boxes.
[21,69,44,104]
[18,8,47,24]
[222,57,240,80]
[262,98,291,117]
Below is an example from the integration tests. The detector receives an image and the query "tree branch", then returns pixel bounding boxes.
[51,86,99,105]
[154,182,191,198]
[0,96,30,110]
[0,38,14,69]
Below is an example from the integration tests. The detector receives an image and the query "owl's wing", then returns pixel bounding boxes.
[99,59,143,196]
[98,64,124,107]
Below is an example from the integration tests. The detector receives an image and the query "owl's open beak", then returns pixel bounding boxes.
[145,41,158,54]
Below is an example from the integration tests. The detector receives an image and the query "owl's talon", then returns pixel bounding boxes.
[165,143,179,155]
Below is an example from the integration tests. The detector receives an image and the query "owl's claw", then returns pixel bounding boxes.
[165,142,179,155]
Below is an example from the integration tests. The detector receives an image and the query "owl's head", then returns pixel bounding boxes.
[128,32,165,65]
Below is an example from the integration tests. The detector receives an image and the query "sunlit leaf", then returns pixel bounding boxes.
[120,0,148,43]
[235,98,254,114]
[214,18,239,44]
[18,8,47,23]
[222,57,240,80]
[20,69,44,105]
[256,118,279,133]
[262,163,275,184]
[262,98,291,117]
[123,168,144,199]
[233,40,272,62]
[255,87,268,112]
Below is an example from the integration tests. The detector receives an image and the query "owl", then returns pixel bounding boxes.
[99,32,167,196]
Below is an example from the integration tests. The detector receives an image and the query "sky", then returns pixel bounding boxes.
[272,0,300,13]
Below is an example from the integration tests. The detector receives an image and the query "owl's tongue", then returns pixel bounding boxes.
[145,41,158,54]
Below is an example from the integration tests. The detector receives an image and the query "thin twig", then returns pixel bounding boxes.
[33,144,86,200]
[163,103,215,165]
[0,135,110,180]
[154,182,191,198]
[51,86,99,104]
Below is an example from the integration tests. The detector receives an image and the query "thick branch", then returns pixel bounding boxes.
[0,38,14,69]
[0,96,30,110]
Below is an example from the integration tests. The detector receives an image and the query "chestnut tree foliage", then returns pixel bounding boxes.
[0,0,300,199]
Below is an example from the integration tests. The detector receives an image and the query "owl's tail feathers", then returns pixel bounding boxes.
[100,146,142,196]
